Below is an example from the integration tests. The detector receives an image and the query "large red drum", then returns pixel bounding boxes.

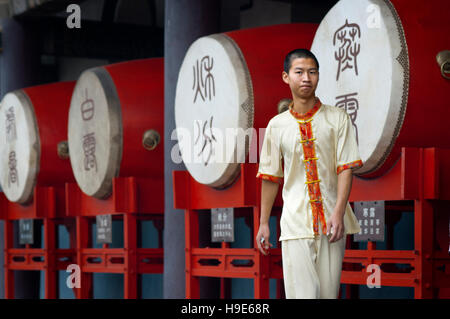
[0,82,75,204]
[67,58,164,199]
[311,0,450,178]
[175,24,318,188]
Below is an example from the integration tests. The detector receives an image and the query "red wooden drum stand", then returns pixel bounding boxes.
[175,148,450,299]
[173,164,284,299]
[65,177,164,299]
[0,82,77,298]
[173,23,318,299]
[309,0,450,299]
[0,187,76,299]
[342,147,450,299]
[66,58,164,298]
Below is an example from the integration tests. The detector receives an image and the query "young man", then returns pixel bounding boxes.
[256,49,362,299]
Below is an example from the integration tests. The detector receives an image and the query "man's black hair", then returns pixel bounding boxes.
[283,49,319,73]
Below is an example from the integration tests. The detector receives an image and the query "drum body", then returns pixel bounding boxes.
[311,0,450,178]
[0,81,75,204]
[68,58,164,199]
[175,23,318,188]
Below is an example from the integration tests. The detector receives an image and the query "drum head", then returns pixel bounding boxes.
[311,0,409,175]
[175,34,254,188]
[0,91,40,204]
[68,67,123,198]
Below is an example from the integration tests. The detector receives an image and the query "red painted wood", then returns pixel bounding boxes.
[22,82,76,187]
[176,148,450,298]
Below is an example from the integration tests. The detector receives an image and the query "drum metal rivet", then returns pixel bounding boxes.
[57,141,70,159]
[436,50,450,80]
[142,129,161,151]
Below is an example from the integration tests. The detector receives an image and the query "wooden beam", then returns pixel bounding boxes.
[20,17,163,60]
[9,0,86,17]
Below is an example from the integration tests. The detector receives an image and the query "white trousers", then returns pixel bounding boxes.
[281,234,345,299]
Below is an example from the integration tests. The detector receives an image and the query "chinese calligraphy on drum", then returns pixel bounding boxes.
[8,150,18,187]
[194,116,217,166]
[80,89,98,172]
[81,88,95,121]
[335,92,359,144]
[333,19,361,143]
[192,55,218,166]
[83,132,97,172]
[192,55,215,103]
[5,106,19,186]
[5,107,17,142]
[333,20,361,81]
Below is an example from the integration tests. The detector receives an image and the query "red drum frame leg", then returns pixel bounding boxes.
[175,148,450,299]
[342,147,450,299]
[0,186,77,299]
[173,164,284,299]
[65,176,164,299]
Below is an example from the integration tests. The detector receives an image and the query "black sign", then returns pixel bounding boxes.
[96,214,112,244]
[353,201,385,242]
[211,208,234,243]
[19,219,34,245]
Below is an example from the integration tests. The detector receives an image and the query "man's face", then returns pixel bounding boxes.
[282,57,319,100]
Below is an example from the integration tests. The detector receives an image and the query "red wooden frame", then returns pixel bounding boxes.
[173,163,284,299]
[0,186,76,299]
[174,147,450,299]
[343,147,450,298]
[65,176,164,299]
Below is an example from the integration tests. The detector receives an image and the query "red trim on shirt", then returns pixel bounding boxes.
[337,159,363,175]
[256,173,283,184]
[289,98,322,121]
[297,119,327,236]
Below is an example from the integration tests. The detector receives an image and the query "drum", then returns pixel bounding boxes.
[311,0,450,177]
[175,23,318,188]
[68,58,164,199]
[0,82,75,204]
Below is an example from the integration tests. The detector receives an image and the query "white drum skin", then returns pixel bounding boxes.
[0,82,75,204]
[311,0,450,177]
[68,58,164,199]
[175,24,318,188]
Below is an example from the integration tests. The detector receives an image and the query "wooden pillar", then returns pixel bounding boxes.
[164,0,220,298]
[0,17,40,299]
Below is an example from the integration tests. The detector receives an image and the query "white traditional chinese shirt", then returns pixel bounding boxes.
[257,98,362,240]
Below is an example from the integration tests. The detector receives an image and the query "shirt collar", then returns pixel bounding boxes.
[289,98,322,121]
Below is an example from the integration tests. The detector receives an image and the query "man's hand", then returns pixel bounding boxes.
[327,209,345,243]
[257,179,279,255]
[327,168,353,243]
[256,223,273,255]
